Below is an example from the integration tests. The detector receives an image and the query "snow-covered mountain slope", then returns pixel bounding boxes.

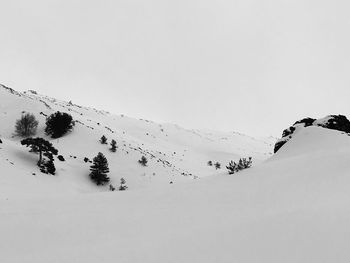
[2,123,350,263]
[0,84,274,195]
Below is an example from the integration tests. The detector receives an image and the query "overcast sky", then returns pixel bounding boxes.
[1,0,350,136]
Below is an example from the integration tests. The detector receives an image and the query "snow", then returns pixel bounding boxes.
[2,85,350,262]
[0,86,274,195]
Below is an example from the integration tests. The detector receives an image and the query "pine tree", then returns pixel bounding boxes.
[15,113,38,137]
[100,135,107,144]
[45,111,74,138]
[89,152,110,185]
[21,137,58,174]
[110,139,117,152]
[119,177,128,191]
[138,156,148,166]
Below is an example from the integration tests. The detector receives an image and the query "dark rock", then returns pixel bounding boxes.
[274,115,350,153]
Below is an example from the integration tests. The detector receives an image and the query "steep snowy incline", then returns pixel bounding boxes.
[0,84,274,194]
[1,125,350,262]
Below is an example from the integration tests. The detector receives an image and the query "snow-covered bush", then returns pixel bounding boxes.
[45,111,74,138]
[214,162,221,169]
[15,113,38,137]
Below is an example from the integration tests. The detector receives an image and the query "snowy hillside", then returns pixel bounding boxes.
[2,118,350,262]
[0,84,274,195]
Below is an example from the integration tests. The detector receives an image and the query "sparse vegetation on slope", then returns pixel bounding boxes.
[226,157,252,174]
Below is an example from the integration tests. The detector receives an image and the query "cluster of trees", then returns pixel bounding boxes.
[100,135,117,152]
[16,111,74,175]
[15,111,130,190]
[15,111,74,139]
[208,158,253,173]
[226,157,252,174]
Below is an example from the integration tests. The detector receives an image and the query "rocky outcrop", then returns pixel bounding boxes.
[274,115,350,153]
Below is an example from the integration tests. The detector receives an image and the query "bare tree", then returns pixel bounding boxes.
[15,113,39,137]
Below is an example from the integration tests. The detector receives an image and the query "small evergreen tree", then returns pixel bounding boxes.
[214,162,221,170]
[89,152,110,185]
[207,160,213,166]
[241,157,252,169]
[21,137,58,175]
[15,113,38,137]
[100,135,107,144]
[119,177,128,191]
[45,111,74,138]
[226,157,252,175]
[226,160,238,174]
[138,156,148,166]
[110,139,117,152]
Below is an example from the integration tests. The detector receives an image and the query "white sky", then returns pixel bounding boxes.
[1,0,350,137]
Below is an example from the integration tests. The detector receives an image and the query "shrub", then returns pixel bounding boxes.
[89,152,110,185]
[226,157,252,174]
[207,160,213,166]
[110,139,117,152]
[57,155,65,161]
[214,162,221,169]
[100,135,107,144]
[15,113,38,137]
[138,156,148,166]
[45,111,74,138]
[119,178,128,191]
